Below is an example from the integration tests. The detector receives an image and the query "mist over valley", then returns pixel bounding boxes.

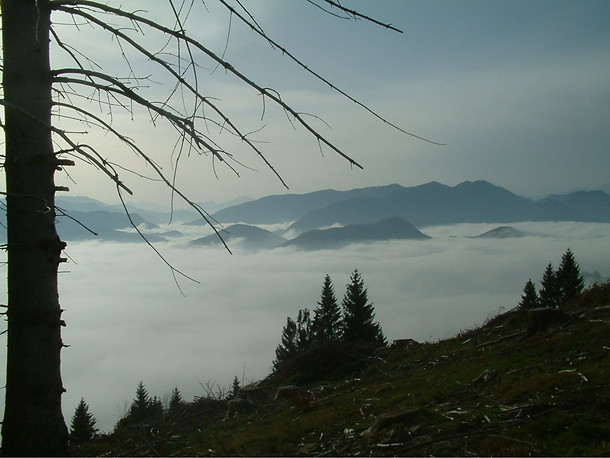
[2,179,604,247]
[1,181,609,433]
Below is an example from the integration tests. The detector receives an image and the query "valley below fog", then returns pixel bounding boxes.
[2,220,605,433]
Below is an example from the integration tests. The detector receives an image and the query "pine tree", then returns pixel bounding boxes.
[69,398,98,442]
[539,263,561,308]
[168,387,184,412]
[556,248,585,303]
[273,317,299,370]
[519,279,540,310]
[296,308,313,352]
[230,376,241,399]
[312,274,342,343]
[341,269,386,346]
[148,396,164,418]
[129,381,152,421]
[273,308,315,369]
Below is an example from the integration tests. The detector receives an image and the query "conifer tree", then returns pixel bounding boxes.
[129,381,152,421]
[341,269,386,346]
[69,398,97,442]
[230,376,241,399]
[539,263,561,308]
[148,396,164,418]
[274,317,299,370]
[168,387,184,412]
[274,308,314,369]
[519,279,540,310]
[312,275,342,343]
[296,308,313,352]
[557,248,585,303]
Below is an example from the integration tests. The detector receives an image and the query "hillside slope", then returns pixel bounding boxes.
[73,281,610,457]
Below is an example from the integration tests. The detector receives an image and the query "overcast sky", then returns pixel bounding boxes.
[35,0,610,207]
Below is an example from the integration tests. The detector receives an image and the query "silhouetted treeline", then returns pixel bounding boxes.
[274,269,386,370]
[518,248,585,310]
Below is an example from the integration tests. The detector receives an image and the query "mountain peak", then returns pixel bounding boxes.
[282,216,429,250]
[455,179,499,190]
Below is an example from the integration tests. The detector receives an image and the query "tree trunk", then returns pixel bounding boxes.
[1,0,69,455]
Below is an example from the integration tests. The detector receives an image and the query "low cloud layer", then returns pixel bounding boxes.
[1,221,608,432]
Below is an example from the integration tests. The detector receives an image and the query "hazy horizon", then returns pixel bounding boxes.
[0,220,606,433]
[56,178,610,213]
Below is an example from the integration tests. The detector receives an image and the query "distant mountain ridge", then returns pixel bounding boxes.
[1,180,607,245]
[0,195,250,243]
[54,210,161,243]
[209,184,405,225]
[189,217,429,251]
[541,190,610,222]
[281,217,430,250]
[472,226,527,239]
[191,224,286,250]
[212,181,610,232]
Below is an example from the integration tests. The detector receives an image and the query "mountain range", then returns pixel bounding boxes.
[212,180,610,232]
[1,180,608,248]
[192,217,430,251]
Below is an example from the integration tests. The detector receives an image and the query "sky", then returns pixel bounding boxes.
[32,0,610,208]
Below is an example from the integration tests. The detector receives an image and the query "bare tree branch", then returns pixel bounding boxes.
[213,0,443,145]
[50,8,289,184]
[115,186,201,296]
[51,1,371,167]
[52,101,232,252]
[55,206,99,236]
[308,0,404,33]
[45,1,439,266]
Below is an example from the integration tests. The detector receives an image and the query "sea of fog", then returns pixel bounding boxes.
[1,221,609,433]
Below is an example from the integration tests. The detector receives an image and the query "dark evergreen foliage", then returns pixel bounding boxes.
[149,396,164,418]
[312,274,342,342]
[519,279,540,310]
[273,270,387,369]
[129,381,151,421]
[341,269,386,346]
[230,376,241,399]
[557,248,585,303]
[69,398,98,442]
[168,387,184,411]
[296,308,313,352]
[274,317,299,370]
[128,381,162,421]
[538,250,586,309]
[539,263,561,308]
[274,308,314,370]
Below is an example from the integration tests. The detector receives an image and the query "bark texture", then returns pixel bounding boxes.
[1,0,69,455]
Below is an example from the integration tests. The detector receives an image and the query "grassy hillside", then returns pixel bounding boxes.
[72,281,610,456]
